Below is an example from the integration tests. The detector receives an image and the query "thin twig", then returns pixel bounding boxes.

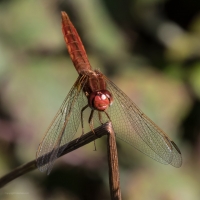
[107,123,122,200]
[0,122,111,188]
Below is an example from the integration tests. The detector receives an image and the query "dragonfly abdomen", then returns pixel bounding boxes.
[61,11,91,74]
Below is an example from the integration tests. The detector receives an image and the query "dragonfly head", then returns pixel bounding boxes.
[88,90,113,111]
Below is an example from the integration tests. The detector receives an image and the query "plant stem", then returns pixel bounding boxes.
[0,122,110,188]
[107,123,122,200]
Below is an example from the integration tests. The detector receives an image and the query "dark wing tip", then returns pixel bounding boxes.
[171,140,181,155]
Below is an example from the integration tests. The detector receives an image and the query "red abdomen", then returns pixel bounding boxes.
[61,12,91,74]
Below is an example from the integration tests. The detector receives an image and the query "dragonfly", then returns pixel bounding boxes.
[36,11,182,175]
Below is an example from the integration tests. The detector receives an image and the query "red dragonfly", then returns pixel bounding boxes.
[36,11,182,174]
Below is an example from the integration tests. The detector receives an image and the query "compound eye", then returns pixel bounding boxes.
[100,90,113,105]
[101,93,107,100]
[88,90,113,111]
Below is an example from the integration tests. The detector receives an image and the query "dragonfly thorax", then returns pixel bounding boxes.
[88,90,113,111]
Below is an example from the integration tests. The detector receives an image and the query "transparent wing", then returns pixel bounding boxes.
[101,76,182,167]
[36,76,88,174]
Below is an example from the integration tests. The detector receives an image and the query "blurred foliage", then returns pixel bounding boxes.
[0,0,200,199]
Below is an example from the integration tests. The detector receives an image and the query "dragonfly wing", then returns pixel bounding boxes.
[104,77,182,167]
[36,76,88,174]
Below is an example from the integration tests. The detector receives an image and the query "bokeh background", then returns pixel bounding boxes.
[0,0,200,199]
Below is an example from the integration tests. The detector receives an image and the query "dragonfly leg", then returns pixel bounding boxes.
[88,109,95,133]
[76,104,89,143]
[104,110,111,122]
[98,111,111,124]
[81,105,89,135]
[88,109,97,151]
[98,111,103,124]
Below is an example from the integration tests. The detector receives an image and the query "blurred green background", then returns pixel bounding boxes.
[0,0,200,199]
